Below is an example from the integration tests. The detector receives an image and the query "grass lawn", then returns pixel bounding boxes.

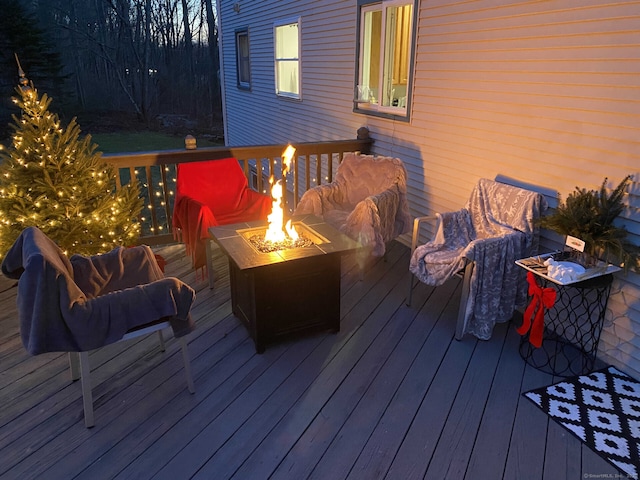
[89,131,187,154]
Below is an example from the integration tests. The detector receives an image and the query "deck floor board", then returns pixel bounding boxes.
[0,241,621,479]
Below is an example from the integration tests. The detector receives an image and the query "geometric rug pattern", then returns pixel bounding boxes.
[524,366,640,479]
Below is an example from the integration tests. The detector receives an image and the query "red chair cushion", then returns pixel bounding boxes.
[173,158,272,271]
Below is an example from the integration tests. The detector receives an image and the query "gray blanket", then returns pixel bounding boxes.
[2,227,195,355]
[409,179,547,340]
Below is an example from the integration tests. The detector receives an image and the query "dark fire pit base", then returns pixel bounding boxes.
[209,215,358,353]
[230,253,341,353]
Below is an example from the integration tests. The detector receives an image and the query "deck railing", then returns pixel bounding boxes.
[104,128,372,245]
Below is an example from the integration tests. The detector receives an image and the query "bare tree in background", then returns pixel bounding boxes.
[204,0,221,117]
[181,0,194,79]
[19,0,221,131]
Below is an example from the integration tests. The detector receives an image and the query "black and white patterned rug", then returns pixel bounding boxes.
[524,366,640,479]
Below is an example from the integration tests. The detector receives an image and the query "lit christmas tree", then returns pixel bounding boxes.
[0,63,143,257]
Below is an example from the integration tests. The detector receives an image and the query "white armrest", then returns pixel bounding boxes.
[410,215,438,254]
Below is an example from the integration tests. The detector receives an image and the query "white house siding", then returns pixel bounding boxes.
[216,1,640,378]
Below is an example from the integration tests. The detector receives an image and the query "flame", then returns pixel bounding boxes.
[282,144,295,175]
[264,145,298,243]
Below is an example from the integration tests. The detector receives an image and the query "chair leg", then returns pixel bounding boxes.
[407,274,414,306]
[157,330,166,351]
[78,351,95,428]
[179,337,196,394]
[357,247,379,281]
[455,261,475,341]
[69,352,80,381]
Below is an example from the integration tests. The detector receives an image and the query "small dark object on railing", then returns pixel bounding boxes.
[184,135,196,150]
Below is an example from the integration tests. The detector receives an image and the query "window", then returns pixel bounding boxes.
[356,0,415,118]
[235,28,251,89]
[274,18,300,99]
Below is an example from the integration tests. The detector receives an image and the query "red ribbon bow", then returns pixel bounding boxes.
[516,272,557,348]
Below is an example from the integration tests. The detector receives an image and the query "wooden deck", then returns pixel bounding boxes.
[0,241,620,479]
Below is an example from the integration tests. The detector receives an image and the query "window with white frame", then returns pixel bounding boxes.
[274,18,300,98]
[236,28,251,89]
[356,0,415,117]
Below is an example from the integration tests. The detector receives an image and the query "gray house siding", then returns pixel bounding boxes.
[218,0,362,146]
[216,0,640,378]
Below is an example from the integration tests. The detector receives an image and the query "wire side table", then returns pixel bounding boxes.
[519,273,613,377]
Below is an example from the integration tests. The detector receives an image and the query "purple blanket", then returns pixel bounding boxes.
[2,227,195,355]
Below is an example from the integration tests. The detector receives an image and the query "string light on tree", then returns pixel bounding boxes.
[0,59,143,257]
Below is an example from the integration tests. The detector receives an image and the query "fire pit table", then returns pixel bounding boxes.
[209,214,359,353]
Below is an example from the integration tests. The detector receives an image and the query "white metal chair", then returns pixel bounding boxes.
[1,227,197,427]
[407,178,547,340]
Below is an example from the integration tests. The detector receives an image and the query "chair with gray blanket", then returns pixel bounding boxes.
[407,178,547,340]
[1,227,197,427]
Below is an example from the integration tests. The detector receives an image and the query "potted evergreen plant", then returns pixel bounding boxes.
[540,175,639,273]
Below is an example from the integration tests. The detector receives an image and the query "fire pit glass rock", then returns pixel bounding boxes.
[247,233,313,253]
[239,222,329,254]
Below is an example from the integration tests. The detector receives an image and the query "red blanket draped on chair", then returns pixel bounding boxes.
[172,158,272,273]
